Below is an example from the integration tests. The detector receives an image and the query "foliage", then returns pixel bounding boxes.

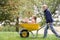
[0,0,60,22]
[0,0,60,21]
[0,25,16,32]
[0,0,20,22]
[0,0,60,31]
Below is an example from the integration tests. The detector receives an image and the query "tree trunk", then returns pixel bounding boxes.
[16,16,19,32]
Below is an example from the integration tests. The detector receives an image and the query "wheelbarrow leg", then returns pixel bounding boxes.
[36,30,39,38]
[31,30,39,38]
[31,32,35,38]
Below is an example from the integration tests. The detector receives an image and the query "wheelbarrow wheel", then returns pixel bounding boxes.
[20,29,29,38]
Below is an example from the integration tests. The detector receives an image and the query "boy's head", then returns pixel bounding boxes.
[42,4,48,11]
[32,15,37,21]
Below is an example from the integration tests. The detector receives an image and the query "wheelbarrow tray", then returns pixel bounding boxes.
[20,23,41,31]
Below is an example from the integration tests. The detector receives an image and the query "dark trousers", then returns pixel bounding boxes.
[43,23,59,38]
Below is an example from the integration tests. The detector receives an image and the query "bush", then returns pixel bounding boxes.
[0,26,3,31]
[1,25,16,32]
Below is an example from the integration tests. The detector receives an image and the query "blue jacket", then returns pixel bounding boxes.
[44,9,53,23]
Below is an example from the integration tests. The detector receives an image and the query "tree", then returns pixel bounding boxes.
[0,0,60,32]
[0,0,20,31]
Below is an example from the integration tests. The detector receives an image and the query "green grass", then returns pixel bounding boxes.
[0,32,60,40]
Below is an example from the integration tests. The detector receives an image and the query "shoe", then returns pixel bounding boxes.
[56,35,60,38]
[43,36,46,38]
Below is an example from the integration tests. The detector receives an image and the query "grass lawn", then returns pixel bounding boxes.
[0,32,60,40]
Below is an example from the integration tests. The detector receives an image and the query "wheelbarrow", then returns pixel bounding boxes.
[19,23,43,38]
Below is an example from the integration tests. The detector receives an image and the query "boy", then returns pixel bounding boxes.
[42,4,60,38]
